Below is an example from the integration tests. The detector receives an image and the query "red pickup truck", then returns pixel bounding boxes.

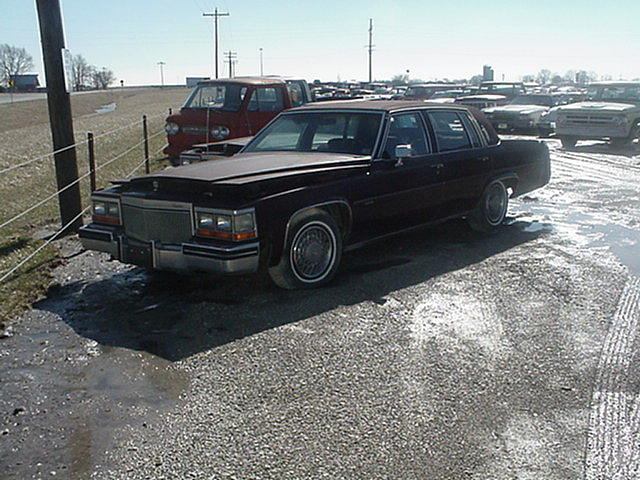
[163,77,312,159]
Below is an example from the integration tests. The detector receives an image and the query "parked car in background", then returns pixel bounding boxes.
[402,83,462,100]
[163,77,312,160]
[80,101,550,289]
[455,94,508,110]
[477,81,525,100]
[483,94,561,134]
[555,82,640,148]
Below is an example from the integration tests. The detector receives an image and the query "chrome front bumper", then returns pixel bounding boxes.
[79,224,260,274]
[555,124,629,138]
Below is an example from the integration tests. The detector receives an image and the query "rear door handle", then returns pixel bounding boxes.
[430,163,444,169]
[478,156,490,162]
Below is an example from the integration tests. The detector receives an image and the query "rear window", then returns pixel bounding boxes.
[426,111,471,152]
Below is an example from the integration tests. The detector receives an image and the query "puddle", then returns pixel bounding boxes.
[514,200,640,277]
[95,103,117,114]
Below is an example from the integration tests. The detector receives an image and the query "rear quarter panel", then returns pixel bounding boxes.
[490,139,550,196]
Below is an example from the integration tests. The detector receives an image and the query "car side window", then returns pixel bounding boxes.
[427,111,472,152]
[247,87,285,112]
[287,82,305,107]
[382,112,430,159]
[460,113,482,148]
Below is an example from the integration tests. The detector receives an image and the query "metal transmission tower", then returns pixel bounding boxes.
[367,18,375,84]
[225,51,238,78]
[157,61,165,87]
[203,8,229,79]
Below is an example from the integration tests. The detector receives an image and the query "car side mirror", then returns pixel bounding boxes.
[394,144,412,167]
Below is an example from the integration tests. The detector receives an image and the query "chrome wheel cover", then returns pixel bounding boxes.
[290,221,336,282]
[485,183,507,225]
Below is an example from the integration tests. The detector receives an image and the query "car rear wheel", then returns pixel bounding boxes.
[560,137,577,149]
[467,180,509,233]
[268,209,342,289]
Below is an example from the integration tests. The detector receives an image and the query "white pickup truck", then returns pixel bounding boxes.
[555,82,640,148]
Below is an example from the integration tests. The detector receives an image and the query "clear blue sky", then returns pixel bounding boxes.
[2,0,639,86]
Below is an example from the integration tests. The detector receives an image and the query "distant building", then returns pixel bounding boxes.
[9,74,40,92]
[482,65,494,82]
[186,77,210,88]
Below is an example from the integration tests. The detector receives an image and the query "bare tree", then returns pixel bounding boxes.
[70,54,93,91]
[0,44,34,86]
[469,74,484,86]
[91,67,115,90]
[536,69,552,85]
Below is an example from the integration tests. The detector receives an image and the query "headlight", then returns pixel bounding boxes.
[164,122,179,135]
[195,209,256,241]
[92,199,120,225]
[210,125,230,140]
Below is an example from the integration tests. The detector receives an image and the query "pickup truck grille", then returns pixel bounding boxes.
[121,204,192,245]
[562,113,617,126]
[182,126,209,135]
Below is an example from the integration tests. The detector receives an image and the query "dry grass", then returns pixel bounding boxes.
[0,87,189,320]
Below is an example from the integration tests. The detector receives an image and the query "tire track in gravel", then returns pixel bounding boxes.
[585,276,640,480]
[552,154,640,190]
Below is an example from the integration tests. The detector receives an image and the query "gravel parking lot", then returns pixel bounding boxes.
[1,137,639,479]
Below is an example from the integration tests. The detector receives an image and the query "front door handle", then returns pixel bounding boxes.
[478,156,490,162]
[430,163,444,169]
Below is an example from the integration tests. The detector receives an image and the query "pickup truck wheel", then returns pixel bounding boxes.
[268,210,342,289]
[560,137,577,148]
[467,181,509,233]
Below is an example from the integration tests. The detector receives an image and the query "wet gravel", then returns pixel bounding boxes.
[1,137,639,479]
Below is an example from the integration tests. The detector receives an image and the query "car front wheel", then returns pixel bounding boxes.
[268,209,342,289]
[467,181,509,233]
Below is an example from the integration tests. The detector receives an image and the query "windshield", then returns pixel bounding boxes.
[478,84,521,95]
[586,85,640,103]
[183,83,248,111]
[405,86,431,96]
[510,95,555,107]
[243,112,382,155]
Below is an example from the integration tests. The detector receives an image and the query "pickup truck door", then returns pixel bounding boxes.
[423,110,491,215]
[243,86,287,135]
[351,112,445,240]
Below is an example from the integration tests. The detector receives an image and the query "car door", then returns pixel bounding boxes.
[423,109,492,215]
[243,86,286,135]
[351,111,445,239]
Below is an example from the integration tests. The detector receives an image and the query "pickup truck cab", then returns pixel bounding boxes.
[80,101,550,289]
[477,82,525,100]
[555,82,640,148]
[163,77,312,159]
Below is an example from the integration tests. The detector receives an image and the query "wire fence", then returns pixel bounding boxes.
[0,110,168,176]
[0,112,172,284]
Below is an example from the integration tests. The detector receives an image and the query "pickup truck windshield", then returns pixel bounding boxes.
[244,112,382,155]
[183,83,248,111]
[586,85,640,104]
[511,95,556,107]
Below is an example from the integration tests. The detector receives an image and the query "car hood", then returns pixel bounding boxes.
[140,151,371,184]
[557,101,639,113]
[485,104,549,115]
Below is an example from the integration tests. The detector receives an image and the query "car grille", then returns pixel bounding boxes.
[182,126,209,135]
[121,204,192,245]
[562,113,617,126]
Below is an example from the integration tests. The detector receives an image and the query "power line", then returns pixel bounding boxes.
[202,8,229,79]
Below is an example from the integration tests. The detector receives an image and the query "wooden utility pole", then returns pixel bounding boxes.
[203,8,229,79]
[368,18,374,84]
[224,51,237,78]
[35,0,82,233]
